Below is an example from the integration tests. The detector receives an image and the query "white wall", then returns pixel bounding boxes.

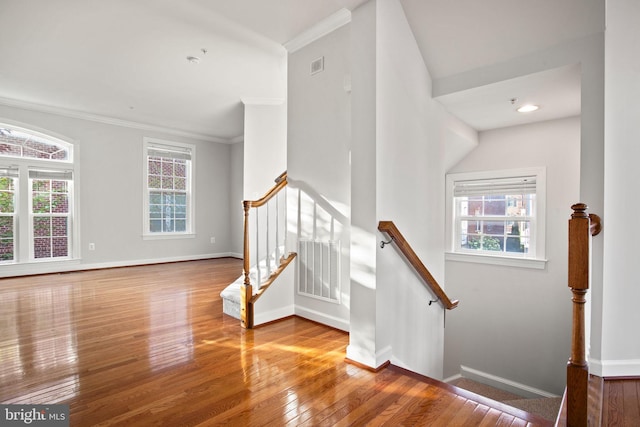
[0,104,234,276]
[432,31,606,377]
[347,0,385,368]
[339,0,478,375]
[287,23,351,331]
[229,141,244,257]
[444,117,581,394]
[374,0,477,378]
[600,0,640,377]
[242,102,287,199]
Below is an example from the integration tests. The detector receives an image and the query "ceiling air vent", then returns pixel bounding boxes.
[311,56,324,75]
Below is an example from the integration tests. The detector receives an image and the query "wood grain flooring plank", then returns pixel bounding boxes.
[621,379,640,426]
[363,379,435,427]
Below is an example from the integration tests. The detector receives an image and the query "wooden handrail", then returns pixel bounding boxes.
[245,172,287,209]
[566,203,601,426]
[378,221,459,310]
[241,171,290,329]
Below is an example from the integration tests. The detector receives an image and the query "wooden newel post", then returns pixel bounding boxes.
[566,203,590,427]
[241,201,254,329]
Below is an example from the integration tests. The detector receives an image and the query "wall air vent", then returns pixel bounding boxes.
[310,56,324,75]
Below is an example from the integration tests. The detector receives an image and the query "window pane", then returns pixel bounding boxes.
[0,128,71,161]
[161,160,174,176]
[482,221,504,236]
[484,236,503,251]
[34,237,52,258]
[34,217,51,237]
[52,216,67,236]
[465,235,481,250]
[162,176,174,189]
[175,177,186,190]
[52,180,67,193]
[0,176,15,191]
[0,216,13,238]
[32,193,50,213]
[483,196,506,215]
[149,204,162,219]
[0,216,14,262]
[506,236,525,253]
[149,159,161,175]
[0,178,14,213]
[150,192,162,205]
[52,193,68,213]
[52,237,68,257]
[0,239,13,261]
[175,162,186,177]
[0,143,21,157]
[150,220,162,232]
[148,175,161,189]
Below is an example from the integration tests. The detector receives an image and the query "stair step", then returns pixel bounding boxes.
[449,378,561,422]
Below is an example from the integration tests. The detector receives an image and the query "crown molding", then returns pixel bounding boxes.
[0,96,234,144]
[284,8,351,53]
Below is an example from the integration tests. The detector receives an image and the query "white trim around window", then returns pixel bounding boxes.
[445,167,547,269]
[142,137,196,240]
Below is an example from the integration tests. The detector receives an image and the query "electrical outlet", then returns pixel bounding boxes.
[89,243,96,251]
[210,237,215,244]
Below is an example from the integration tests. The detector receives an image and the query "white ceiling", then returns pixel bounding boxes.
[0,0,604,141]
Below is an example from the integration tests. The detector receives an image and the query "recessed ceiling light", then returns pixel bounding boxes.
[186,56,200,64]
[517,104,539,113]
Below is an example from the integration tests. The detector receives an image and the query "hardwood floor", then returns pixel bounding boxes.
[0,258,551,426]
[602,378,640,426]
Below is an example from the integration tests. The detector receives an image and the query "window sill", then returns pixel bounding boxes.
[445,252,547,270]
[142,233,196,241]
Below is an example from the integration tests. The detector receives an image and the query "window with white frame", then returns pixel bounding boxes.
[446,168,546,268]
[143,138,194,237]
[0,124,76,264]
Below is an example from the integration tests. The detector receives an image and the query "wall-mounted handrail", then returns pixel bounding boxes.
[566,203,601,426]
[378,221,459,310]
[241,171,293,329]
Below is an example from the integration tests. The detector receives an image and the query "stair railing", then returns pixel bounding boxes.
[241,172,296,329]
[378,221,459,310]
[566,203,601,426]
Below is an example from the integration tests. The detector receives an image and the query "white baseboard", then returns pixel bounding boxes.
[294,306,349,332]
[442,373,462,384]
[346,344,392,371]
[254,305,295,327]
[0,252,239,278]
[460,365,558,399]
[589,357,640,378]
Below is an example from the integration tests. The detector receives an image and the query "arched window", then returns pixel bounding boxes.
[0,123,76,264]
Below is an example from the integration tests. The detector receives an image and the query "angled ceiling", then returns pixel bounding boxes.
[0,0,604,141]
